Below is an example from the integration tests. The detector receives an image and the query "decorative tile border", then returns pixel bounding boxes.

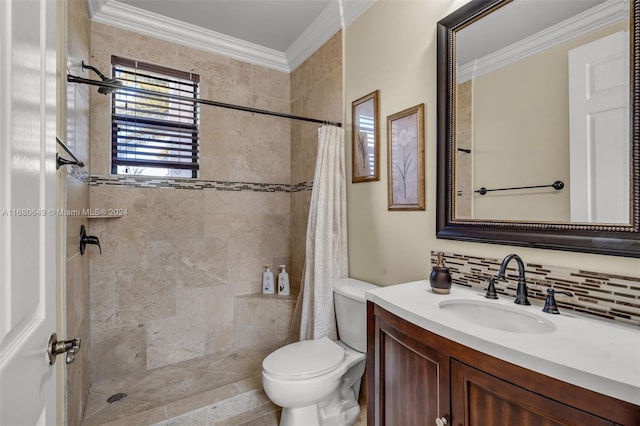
[431,251,640,327]
[90,175,314,192]
[291,181,314,192]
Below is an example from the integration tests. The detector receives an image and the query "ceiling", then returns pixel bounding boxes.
[456,0,617,65]
[118,0,332,52]
[87,0,374,72]
[454,0,628,82]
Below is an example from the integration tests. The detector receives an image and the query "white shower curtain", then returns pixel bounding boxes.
[297,125,349,341]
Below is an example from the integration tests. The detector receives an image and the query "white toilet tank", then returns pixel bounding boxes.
[333,278,378,353]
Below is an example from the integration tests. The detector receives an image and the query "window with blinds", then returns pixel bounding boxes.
[111,56,200,178]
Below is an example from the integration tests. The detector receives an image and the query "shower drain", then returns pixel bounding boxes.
[107,393,128,403]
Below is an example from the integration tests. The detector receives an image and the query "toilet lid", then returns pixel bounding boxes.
[263,337,345,379]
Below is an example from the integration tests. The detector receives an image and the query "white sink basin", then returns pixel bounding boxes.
[439,299,557,334]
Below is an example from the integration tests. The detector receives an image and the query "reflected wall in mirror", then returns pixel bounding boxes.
[437,0,640,257]
[456,0,629,223]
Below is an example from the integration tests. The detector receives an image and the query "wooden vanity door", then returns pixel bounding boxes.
[367,302,450,426]
[450,360,614,426]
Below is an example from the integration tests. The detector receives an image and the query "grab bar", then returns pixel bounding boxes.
[56,137,85,169]
[475,180,564,195]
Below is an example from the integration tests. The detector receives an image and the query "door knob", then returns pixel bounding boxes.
[47,333,81,365]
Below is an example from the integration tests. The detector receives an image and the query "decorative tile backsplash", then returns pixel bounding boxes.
[90,175,313,192]
[431,251,640,327]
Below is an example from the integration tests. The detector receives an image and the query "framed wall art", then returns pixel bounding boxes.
[352,90,379,183]
[387,103,425,210]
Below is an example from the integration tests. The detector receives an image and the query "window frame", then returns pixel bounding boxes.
[110,56,200,178]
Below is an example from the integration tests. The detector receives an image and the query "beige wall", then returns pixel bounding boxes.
[471,22,626,221]
[345,0,640,286]
[473,46,570,221]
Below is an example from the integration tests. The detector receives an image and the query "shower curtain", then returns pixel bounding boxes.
[295,125,348,341]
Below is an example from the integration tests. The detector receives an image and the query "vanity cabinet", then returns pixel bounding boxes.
[367,301,450,424]
[367,302,640,426]
[450,360,611,425]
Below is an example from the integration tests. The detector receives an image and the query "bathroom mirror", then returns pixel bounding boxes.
[437,0,640,257]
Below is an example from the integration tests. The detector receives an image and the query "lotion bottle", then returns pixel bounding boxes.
[263,264,274,294]
[278,265,290,296]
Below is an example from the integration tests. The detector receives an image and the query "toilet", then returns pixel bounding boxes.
[261,278,377,426]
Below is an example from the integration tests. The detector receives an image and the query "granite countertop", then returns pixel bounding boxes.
[366,281,640,405]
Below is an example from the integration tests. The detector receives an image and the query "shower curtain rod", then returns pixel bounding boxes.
[67,74,342,127]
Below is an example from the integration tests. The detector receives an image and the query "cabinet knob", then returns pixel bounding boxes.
[435,417,448,426]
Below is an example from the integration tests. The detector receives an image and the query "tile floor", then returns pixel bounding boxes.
[81,348,368,426]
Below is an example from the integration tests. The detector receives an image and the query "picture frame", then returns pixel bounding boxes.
[387,103,425,210]
[352,90,379,183]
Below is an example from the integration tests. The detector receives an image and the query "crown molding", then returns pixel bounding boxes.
[457,0,628,83]
[287,0,375,71]
[89,0,374,73]
[287,2,343,71]
[86,0,106,19]
[89,0,289,72]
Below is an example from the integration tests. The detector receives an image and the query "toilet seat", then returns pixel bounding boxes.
[263,337,345,380]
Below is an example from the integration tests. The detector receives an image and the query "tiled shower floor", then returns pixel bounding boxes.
[81,347,368,426]
[80,349,279,426]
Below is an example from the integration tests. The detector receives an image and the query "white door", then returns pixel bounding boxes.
[569,31,630,224]
[0,0,58,425]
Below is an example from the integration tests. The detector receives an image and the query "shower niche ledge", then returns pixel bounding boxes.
[234,293,297,353]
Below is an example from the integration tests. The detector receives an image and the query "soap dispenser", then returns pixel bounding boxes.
[430,252,452,294]
[277,265,290,296]
[262,264,274,294]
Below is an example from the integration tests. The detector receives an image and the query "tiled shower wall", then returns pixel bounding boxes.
[88,25,292,382]
[88,185,291,379]
[290,32,343,294]
[86,23,343,383]
[65,0,92,423]
[432,251,640,326]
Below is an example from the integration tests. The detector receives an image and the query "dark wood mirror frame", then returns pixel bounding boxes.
[436,0,640,257]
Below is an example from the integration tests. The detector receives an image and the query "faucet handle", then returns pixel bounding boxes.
[484,277,498,299]
[542,288,574,314]
[79,225,102,255]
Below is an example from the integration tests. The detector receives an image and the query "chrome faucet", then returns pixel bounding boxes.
[496,254,530,305]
